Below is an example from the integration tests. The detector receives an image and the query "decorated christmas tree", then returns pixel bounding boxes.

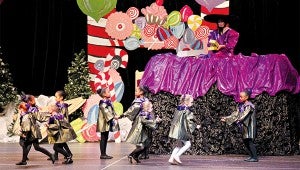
[0,47,18,113]
[64,49,92,120]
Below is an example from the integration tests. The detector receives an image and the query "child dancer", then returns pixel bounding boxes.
[221,88,258,162]
[126,100,161,164]
[49,90,76,161]
[168,94,197,165]
[122,85,150,120]
[46,104,74,164]
[120,85,153,159]
[16,101,55,165]
[96,87,119,159]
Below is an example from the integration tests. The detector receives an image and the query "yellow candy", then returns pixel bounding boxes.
[131,24,141,39]
[187,15,202,31]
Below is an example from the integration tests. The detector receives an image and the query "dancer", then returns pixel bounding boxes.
[96,87,119,159]
[120,85,151,159]
[48,90,76,161]
[168,94,197,165]
[46,104,74,164]
[126,100,161,164]
[121,85,150,120]
[221,88,258,162]
[16,101,55,165]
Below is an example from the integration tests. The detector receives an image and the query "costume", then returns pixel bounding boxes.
[126,103,158,163]
[51,102,76,160]
[122,97,149,121]
[47,109,75,164]
[96,99,118,159]
[121,97,152,159]
[17,107,55,165]
[208,28,239,57]
[223,101,257,161]
[168,105,196,164]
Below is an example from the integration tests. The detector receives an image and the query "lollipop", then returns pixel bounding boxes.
[126,7,139,20]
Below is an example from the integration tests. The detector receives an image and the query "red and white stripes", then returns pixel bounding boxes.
[87,9,128,102]
[201,1,230,30]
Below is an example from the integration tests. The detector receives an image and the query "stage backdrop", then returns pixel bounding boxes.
[1,0,299,155]
[81,0,300,155]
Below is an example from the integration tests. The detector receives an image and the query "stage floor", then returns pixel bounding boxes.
[1,142,299,170]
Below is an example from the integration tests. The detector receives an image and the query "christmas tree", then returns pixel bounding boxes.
[0,47,18,112]
[64,49,92,120]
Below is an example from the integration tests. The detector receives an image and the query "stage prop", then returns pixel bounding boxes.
[140,53,300,156]
[81,1,229,142]
[147,87,299,156]
[77,0,300,156]
[140,53,300,101]
[85,1,229,99]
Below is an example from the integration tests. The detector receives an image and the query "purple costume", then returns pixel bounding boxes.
[208,28,239,57]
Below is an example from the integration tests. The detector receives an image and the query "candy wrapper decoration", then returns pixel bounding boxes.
[187,14,202,31]
[180,5,193,22]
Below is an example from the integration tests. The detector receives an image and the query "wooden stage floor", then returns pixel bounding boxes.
[0,142,299,170]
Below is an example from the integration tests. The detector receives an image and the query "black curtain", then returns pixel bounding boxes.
[1,0,299,110]
[231,0,300,70]
[0,0,87,96]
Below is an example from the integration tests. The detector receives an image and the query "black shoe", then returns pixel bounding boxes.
[244,157,252,161]
[50,154,56,164]
[62,157,73,164]
[128,156,133,164]
[132,156,141,163]
[100,155,113,159]
[26,157,29,161]
[16,161,27,165]
[64,153,73,160]
[139,154,149,160]
[143,155,149,159]
[245,158,258,162]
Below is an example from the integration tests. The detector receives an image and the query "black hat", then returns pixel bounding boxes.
[204,14,238,23]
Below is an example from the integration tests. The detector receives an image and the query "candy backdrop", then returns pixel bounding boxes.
[76,0,230,143]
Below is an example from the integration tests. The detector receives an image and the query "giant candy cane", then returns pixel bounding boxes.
[87,9,128,100]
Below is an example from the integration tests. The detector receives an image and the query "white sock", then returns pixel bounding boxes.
[175,140,191,157]
[169,147,180,161]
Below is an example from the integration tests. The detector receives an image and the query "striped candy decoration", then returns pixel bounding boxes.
[156,26,172,41]
[87,45,128,90]
[126,7,140,20]
[143,24,158,37]
[81,123,100,142]
[104,48,128,71]
[94,71,117,102]
[195,25,210,40]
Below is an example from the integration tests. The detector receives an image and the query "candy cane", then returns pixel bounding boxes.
[94,72,116,102]
[104,48,128,71]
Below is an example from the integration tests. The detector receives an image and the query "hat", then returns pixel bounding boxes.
[204,14,238,23]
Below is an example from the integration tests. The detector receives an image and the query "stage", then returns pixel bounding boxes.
[1,142,299,170]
